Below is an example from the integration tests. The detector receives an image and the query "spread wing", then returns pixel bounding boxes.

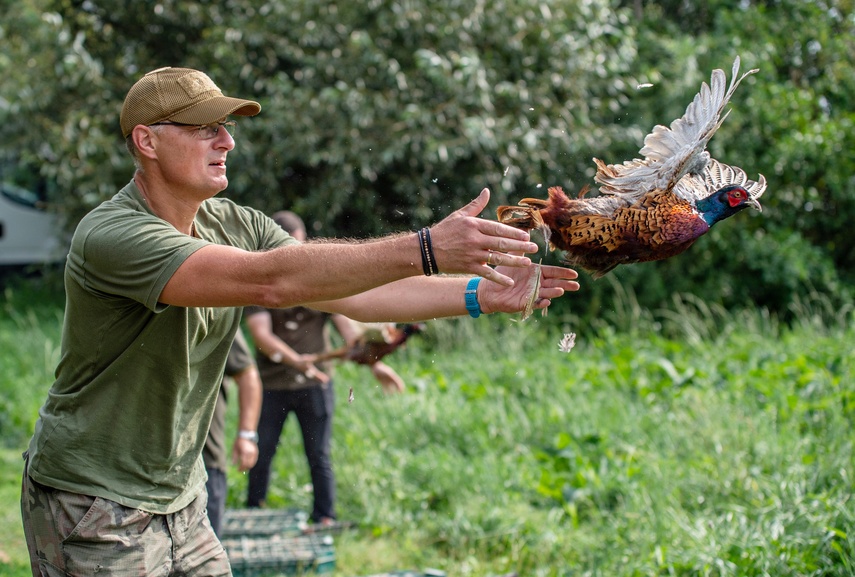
[594,56,759,204]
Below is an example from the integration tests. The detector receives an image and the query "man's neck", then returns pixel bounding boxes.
[134,172,200,237]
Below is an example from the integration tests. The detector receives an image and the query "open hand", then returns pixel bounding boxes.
[478,260,580,315]
[429,188,540,286]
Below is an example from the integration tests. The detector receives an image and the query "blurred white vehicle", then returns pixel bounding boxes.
[0,181,66,267]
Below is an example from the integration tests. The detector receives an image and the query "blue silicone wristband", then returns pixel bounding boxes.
[465,277,483,318]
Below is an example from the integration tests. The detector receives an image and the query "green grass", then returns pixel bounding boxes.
[2,276,855,576]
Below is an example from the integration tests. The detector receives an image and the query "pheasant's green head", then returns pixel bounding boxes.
[698,185,762,226]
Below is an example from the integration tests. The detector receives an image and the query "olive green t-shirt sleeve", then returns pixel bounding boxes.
[68,208,207,311]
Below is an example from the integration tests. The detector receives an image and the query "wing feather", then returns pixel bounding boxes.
[703,158,767,200]
[670,158,767,203]
[595,57,759,203]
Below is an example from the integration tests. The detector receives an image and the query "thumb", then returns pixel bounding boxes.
[458,188,490,217]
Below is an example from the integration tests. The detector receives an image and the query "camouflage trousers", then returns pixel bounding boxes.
[21,455,232,576]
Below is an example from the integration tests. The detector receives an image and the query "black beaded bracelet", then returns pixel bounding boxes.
[418,227,439,276]
[423,227,438,275]
[417,228,431,275]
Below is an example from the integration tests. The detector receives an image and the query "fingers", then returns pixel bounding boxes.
[445,187,535,247]
[484,250,533,269]
[481,246,522,270]
[477,261,580,314]
[538,264,581,295]
[458,218,538,253]
[519,268,580,314]
[482,220,536,244]
[458,188,491,218]
[307,366,330,384]
[428,187,542,278]
[233,442,259,471]
[477,264,516,287]
[540,263,579,281]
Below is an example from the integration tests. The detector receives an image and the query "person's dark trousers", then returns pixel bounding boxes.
[205,467,227,537]
[247,384,336,522]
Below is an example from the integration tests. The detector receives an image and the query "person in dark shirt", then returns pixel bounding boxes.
[245,211,405,525]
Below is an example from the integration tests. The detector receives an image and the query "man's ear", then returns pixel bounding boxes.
[132,125,158,160]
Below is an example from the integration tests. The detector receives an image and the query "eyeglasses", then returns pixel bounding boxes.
[148,120,237,139]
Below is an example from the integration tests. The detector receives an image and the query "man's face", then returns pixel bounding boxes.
[150,120,236,198]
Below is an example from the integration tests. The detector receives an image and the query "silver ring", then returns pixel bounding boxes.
[487,250,494,266]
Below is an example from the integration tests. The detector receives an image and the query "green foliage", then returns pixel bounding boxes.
[228,308,855,575]
[1,0,639,233]
[0,449,30,576]
[0,279,63,449]
[2,1,855,313]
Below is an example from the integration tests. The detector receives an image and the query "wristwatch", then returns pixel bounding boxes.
[238,430,259,443]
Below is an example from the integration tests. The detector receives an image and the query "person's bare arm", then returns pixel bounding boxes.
[159,189,540,309]
[371,362,406,393]
[311,262,579,322]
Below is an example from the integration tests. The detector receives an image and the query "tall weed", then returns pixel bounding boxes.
[0,283,63,448]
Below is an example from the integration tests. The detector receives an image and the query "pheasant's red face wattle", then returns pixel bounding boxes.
[727,186,749,207]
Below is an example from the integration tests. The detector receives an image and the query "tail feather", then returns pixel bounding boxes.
[496,204,544,232]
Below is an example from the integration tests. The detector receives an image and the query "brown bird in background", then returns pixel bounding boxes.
[497,56,767,278]
[311,323,424,366]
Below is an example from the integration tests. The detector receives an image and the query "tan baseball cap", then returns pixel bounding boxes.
[120,67,261,137]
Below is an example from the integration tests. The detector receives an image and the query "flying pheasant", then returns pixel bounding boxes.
[497,56,767,278]
[311,323,424,366]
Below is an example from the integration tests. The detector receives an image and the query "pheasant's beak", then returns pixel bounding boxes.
[748,197,762,212]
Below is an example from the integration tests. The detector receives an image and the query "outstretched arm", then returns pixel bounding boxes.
[159,189,541,310]
[312,262,579,322]
[329,314,362,347]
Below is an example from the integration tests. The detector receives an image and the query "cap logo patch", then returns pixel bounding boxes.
[177,73,220,99]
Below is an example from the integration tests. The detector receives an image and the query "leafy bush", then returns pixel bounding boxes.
[3,0,854,316]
